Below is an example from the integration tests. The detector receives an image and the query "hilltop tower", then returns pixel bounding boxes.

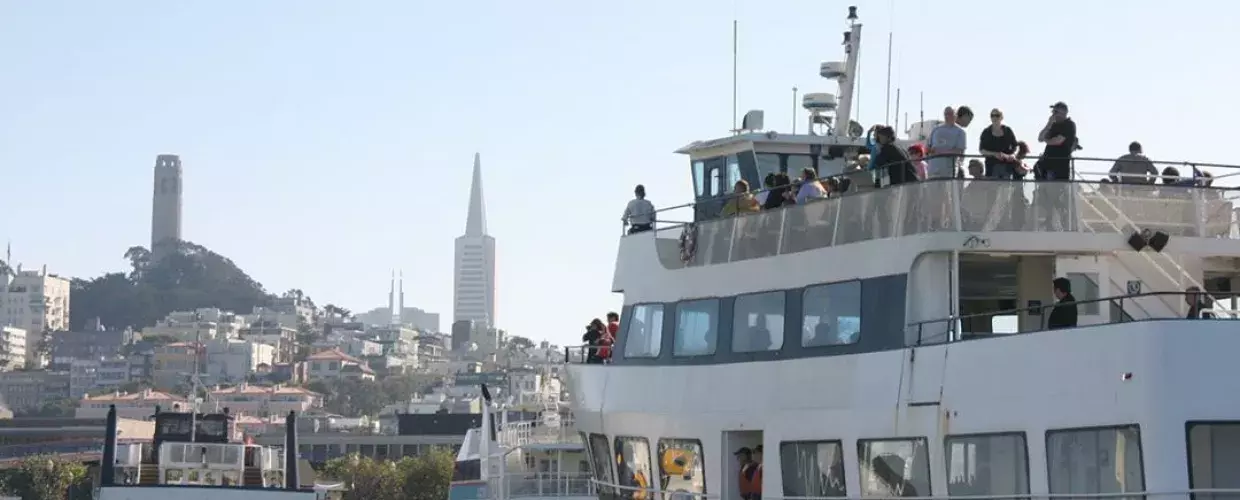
[150,154,184,254]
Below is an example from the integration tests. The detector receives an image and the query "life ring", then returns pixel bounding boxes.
[678,224,697,264]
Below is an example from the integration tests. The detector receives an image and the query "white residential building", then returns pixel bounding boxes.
[69,357,131,398]
[209,383,321,417]
[0,266,70,367]
[0,326,26,371]
[77,388,187,419]
[306,348,375,381]
[142,308,244,342]
[453,153,497,329]
[204,339,275,383]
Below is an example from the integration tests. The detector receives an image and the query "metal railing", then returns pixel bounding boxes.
[908,290,1240,346]
[499,417,582,448]
[625,155,1240,270]
[590,477,1240,500]
[497,472,596,498]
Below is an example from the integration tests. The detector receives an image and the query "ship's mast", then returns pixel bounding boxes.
[833,7,863,137]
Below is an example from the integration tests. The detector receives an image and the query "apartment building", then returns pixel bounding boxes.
[48,321,134,369]
[77,388,187,419]
[142,308,244,342]
[150,342,203,389]
[0,370,69,411]
[0,327,26,370]
[69,357,131,398]
[306,348,375,381]
[209,383,321,417]
[239,322,297,363]
[0,266,70,367]
[203,339,275,383]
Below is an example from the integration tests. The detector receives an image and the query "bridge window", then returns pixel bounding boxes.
[858,438,931,498]
[732,291,785,352]
[802,281,862,347]
[1046,425,1143,497]
[1187,422,1240,496]
[693,161,706,197]
[945,433,1029,497]
[624,304,664,358]
[779,440,846,498]
[657,439,705,498]
[615,436,654,500]
[588,433,618,496]
[673,299,719,357]
[756,154,781,181]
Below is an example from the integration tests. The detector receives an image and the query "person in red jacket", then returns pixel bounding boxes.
[600,312,620,361]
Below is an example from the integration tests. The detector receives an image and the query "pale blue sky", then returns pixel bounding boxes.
[2,0,1236,346]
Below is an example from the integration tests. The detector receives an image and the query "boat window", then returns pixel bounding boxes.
[693,161,706,197]
[657,439,706,498]
[732,291,785,352]
[1065,273,1101,315]
[624,304,664,358]
[588,433,618,495]
[802,281,862,347]
[1187,422,1240,496]
[945,433,1029,498]
[857,438,931,498]
[779,440,846,498]
[787,154,815,177]
[615,436,654,500]
[1046,425,1143,496]
[756,154,781,181]
[726,154,742,188]
[673,299,719,357]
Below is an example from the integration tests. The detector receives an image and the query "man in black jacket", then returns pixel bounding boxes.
[1047,277,1078,330]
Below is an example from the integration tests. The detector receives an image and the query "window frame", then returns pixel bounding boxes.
[1183,421,1240,498]
[778,439,847,499]
[614,436,655,500]
[588,432,619,495]
[943,432,1030,498]
[672,298,721,358]
[856,436,933,499]
[800,279,864,348]
[624,303,666,359]
[731,290,786,353]
[1044,424,1145,496]
[655,438,707,500]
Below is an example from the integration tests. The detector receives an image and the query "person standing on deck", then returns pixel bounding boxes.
[926,107,968,180]
[750,445,764,500]
[734,447,758,500]
[1038,102,1078,181]
[1047,277,1078,330]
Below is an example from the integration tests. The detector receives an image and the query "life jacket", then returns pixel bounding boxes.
[739,463,761,495]
[597,332,614,359]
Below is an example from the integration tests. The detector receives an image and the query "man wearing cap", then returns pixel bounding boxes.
[1037,102,1078,181]
[734,447,759,500]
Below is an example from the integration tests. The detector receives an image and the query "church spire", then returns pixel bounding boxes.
[464,153,488,237]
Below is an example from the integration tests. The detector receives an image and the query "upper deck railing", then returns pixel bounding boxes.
[498,417,582,448]
[628,155,1240,270]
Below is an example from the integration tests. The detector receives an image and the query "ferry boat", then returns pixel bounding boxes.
[97,404,320,500]
[567,6,1240,500]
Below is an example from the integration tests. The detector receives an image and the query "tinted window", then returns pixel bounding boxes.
[732,291,785,352]
[780,440,846,498]
[1187,422,1240,497]
[802,281,862,347]
[726,155,742,188]
[588,433,618,495]
[693,161,706,197]
[673,299,719,356]
[657,439,706,498]
[945,433,1028,497]
[756,154,781,183]
[1047,426,1143,496]
[615,437,654,500]
[787,154,815,177]
[624,304,664,358]
[857,438,931,498]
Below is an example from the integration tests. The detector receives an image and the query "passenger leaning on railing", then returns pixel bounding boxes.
[720,180,761,217]
[907,144,928,180]
[762,173,794,210]
[869,125,918,186]
[926,106,968,179]
[622,184,656,234]
[795,167,828,204]
[1109,141,1159,184]
[1185,287,1216,319]
[978,108,1020,180]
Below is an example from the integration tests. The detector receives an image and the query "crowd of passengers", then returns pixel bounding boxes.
[620,102,1219,232]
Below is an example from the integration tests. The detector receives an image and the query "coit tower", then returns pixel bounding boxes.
[150,154,183,254]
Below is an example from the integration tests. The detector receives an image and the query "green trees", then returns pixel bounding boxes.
[0,455,90,500]
[321,451,454,500]
[70,240,273,331]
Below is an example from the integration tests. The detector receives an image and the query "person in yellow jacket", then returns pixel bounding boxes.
[720,180,761,217]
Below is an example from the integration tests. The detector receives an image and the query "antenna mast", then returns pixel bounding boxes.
[894,88,901,134]
[832,6,863,137]
[732,20,739,133]
[884,32,893,125]
[791,87,799,134]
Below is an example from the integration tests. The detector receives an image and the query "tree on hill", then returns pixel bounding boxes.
[308,373,442,417]
[0,454,90,500]
[70,240,274,331]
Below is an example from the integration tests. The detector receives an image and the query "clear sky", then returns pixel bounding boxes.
[2,0,1237,347]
